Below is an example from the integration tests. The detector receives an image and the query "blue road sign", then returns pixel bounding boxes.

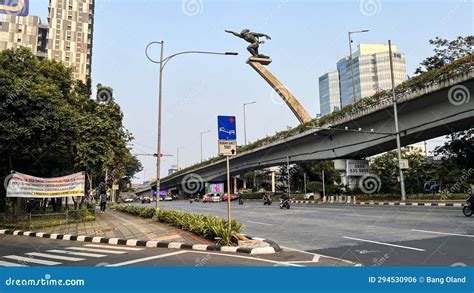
[217,116,237,140]
[0,0,29,16]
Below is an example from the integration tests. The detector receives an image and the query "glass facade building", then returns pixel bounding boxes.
[337,44,407,108]
[319,44,407,116]
[318,71,341,116]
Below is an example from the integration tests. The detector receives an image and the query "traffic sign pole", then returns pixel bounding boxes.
[226,155,231,231]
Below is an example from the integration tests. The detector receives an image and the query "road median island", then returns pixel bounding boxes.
[112,204,280,254]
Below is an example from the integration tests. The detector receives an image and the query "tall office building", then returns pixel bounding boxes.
[318,71,341,116]
[0,15,48,58]
[336,44,407,108]
[48,0,95,82]
[319,43,407,116]
[0,1,94,83]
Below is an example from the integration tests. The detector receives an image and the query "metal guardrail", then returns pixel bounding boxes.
[0,208,95,230]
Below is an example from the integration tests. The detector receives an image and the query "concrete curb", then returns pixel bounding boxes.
[290,200,463,207]
[0,229,280,255]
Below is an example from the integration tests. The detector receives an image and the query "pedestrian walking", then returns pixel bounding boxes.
[100,190,107,213]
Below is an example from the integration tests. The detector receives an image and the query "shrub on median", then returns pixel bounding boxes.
[113,205,243,245]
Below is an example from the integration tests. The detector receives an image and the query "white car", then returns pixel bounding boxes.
[304,193,315,200]
[124,198,134,203]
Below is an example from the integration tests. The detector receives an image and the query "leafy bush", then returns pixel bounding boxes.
[114,205,244,245]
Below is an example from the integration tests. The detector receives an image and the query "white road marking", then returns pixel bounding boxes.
[411,229,474,238]
[188,251,302,267]
[65,247,127,254]
[47,249,106,258]
[3,255,61,265]
[342,236,426,252]
[107,251,187,267]
[25,252,85,262]
[280,245,357,265]
[84,244,144,251]
[0,260,27,267]
[247,221,273,226]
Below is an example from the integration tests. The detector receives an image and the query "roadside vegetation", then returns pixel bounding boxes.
[0,47,142,214]
[114,205,243,246]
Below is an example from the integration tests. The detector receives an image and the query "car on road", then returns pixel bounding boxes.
[304,193,315,200]
[203,194,221,203]
[141,196,151,204]
[222,193,239,201]
[123,198,134,203]
[164,196,173,201]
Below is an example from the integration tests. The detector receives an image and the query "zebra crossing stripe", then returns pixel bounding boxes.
[46,249,106,258]
[84,244,143,251]
[0,260,27,267]
[25,252,85,262]
[66,247,127,254]
[3,255,61,266]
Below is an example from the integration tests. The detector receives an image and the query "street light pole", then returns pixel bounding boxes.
[145,41,238,211]
[388,40,406,201]
[348,30,369,104]
[200,130,210,163]
[177,147,185,170]
[243,101,256,145]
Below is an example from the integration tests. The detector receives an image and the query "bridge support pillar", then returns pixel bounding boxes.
[271,171,276,193]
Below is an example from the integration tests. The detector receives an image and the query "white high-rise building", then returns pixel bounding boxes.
[48,0,95,83]
[0,1,94,83]
[0,15,48,58]
[337,43,407,108]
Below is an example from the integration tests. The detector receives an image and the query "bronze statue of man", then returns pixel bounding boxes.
[225,29,271,58]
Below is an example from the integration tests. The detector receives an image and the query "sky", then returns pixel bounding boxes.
[28,0,473,183]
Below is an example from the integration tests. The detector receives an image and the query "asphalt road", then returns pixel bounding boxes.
[137,200,474,266]
[0,234,350,267]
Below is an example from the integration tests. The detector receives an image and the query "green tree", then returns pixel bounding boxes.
[369,150,433,194]
[415,36,473,75]
[0,48,141,212]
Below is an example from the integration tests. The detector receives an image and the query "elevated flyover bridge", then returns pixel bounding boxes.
[161,71,474,191]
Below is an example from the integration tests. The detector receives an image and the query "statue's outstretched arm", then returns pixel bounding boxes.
[225,30,242,38]
[253,32,271,40]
